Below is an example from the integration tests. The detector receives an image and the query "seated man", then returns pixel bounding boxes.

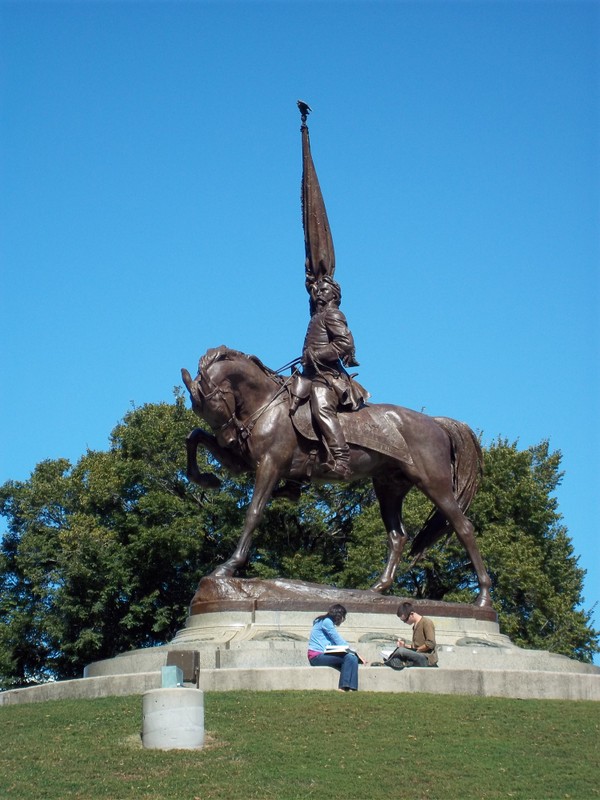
[392,602,438,667]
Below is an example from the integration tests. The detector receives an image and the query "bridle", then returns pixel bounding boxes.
[198,364,292,445]
[198,370,247,441]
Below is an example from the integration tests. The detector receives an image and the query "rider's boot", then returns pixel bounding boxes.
[311,385,352,478]
[328,446,351,478]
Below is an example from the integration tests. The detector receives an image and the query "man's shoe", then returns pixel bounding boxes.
[327,446,351,479]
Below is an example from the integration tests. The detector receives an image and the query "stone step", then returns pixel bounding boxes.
[2,665,599,706]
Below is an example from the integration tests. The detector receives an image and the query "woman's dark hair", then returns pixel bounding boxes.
[314,603,347,626]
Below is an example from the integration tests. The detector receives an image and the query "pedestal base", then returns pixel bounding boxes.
[78,601,597,680]
[1,591,598,706]
[188,576,497,621]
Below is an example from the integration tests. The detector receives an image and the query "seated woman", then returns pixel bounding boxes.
[307,603,364,691]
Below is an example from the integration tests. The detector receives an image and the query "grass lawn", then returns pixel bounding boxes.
[0,691,598,800]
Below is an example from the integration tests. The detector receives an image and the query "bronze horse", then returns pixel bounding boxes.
[182,346,492,607]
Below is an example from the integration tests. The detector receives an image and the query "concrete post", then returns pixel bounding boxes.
[142,688,204,750]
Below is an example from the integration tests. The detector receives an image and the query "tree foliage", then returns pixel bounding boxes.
[0,400,597,687]
[0,393,245,687]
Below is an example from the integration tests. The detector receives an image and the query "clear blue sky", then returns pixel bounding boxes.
[1,1,598,645]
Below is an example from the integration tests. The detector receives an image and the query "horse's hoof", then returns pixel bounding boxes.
[211,565,235,578]
[369,583,386,594]
[473,592,493,608]
[187,470,221,489]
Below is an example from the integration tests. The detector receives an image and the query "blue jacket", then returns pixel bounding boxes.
[308,617,349,653]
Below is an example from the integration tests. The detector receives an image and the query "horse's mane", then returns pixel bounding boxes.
[198,346,286,385]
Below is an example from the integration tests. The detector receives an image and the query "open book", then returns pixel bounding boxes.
[324,645,366,664]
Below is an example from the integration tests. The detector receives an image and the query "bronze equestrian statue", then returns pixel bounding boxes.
[181,347,492,608]
[181,103,492,608]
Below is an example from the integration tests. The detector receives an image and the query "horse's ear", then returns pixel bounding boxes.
[181,368,193,391]
[181,368,204,411]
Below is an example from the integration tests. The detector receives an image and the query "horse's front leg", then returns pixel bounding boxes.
[370,478,409,593]
[185,428,249,488]
[212,456,281,577]
[185,429,221,488]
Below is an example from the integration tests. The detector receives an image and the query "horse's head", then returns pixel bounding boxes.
[182,347,233,415]
[182,345,284,448]
[181,351,241,448]
[181,367,203,415]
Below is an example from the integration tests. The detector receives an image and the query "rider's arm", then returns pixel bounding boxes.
[420,618,436,651]
[327,309,358,366]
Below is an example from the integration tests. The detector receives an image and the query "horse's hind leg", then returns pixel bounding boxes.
[422,486,492,608]
[370,476,410,593]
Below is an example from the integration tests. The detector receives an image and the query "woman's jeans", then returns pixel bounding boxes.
[309,652,359,690]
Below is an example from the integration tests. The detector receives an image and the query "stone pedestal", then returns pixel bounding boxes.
[82,599,595,678]
[2,581,598,706]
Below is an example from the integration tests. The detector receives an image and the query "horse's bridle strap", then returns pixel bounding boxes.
[201,368,291,444]
[199,373,245,438]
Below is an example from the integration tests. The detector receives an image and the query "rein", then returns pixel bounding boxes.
[200,372,245,438]
[201,363,294,444]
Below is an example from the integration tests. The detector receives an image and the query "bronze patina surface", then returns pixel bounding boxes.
[182,345,491,607]
[190,575,497,622]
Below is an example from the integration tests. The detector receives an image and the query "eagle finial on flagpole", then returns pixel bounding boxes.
[297,100,312,127]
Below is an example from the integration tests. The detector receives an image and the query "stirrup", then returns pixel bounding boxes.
[324,460,351,479]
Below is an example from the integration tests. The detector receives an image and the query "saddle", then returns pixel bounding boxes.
[290,396,413,466]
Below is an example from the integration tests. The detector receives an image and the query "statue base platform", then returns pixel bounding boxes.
[76,580,600,703]
[1,580,598,705]
[187,576,498,622]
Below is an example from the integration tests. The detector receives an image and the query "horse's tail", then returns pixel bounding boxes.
[409,417,483,560]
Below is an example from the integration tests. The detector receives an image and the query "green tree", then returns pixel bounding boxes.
[469,439,597,661]
[0,393,245,687]
[248,482,373,584]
